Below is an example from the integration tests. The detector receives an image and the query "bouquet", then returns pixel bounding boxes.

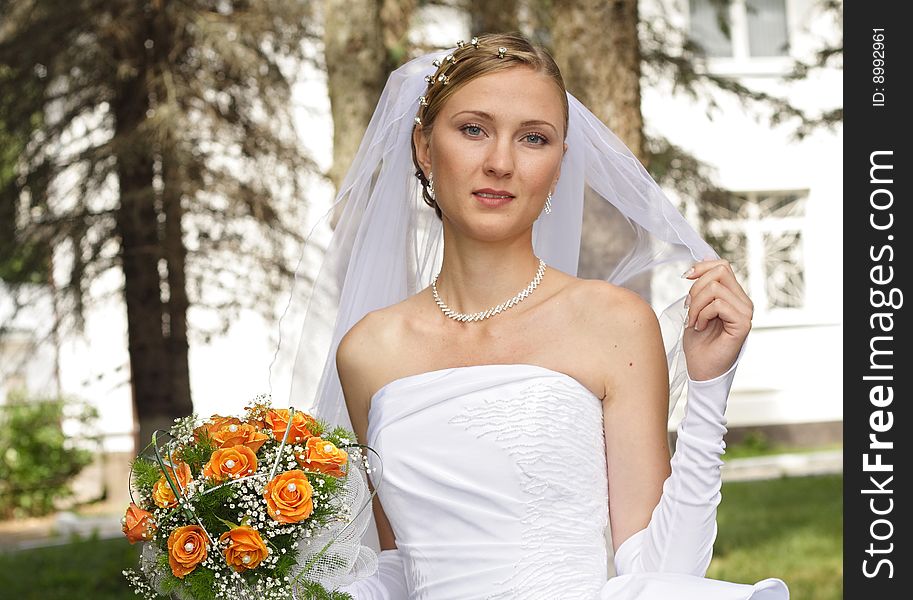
[121,395,378,600]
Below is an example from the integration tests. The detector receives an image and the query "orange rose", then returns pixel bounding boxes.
[151,461,193,508]
[210,422,269,453]
[167,524,209,578]
[121,502,156,544]
[203,445,258,482]
[219,525,269,572]
[265,409,319,444]
[299,437,348,478]
[195,414,242,441]
[263,470,314,523]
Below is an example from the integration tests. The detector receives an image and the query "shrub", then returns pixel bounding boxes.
[0,391,98,519]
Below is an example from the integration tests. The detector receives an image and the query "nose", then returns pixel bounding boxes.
[483,136,514,178]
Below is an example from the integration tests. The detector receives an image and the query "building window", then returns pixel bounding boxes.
[689,0,790,59]
[700,190,806,312]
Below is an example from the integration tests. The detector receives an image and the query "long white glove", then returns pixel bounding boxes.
[613,342,747,577]
[336,548,408,599]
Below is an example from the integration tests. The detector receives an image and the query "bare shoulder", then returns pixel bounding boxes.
[336,305,409,412]
[567,279,667,402]
[567,278,659,331]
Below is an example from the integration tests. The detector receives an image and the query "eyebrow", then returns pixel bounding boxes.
[452,110,559,134]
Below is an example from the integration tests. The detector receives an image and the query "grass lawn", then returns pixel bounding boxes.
[709,474,843,599]
[0,534,140,599]
[4,475,841,599]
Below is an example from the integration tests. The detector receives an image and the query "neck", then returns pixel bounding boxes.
[434,226,542,315]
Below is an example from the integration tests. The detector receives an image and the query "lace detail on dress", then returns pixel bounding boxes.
[448,377,609,600]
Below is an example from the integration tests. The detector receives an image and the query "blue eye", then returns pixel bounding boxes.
[525,133,548,145]
[460,124,484,137]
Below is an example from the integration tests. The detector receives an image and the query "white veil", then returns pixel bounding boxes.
[271,42,716,553]
[275,45,715,426]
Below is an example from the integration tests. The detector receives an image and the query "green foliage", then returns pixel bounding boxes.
[292,579,353,600]
[154,552,182,594]
[0,0,317,344]
[190,483,238,535]
[0,391,98,519]
[180,563,217,599]
[724,430,773,459]
[270,534,298,579]
[179,434,217,474]
[325,426,353,446]
[0,66,50,286]
[131,457,163,494]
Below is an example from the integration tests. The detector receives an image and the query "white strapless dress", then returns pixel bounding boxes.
[363,363,788,600]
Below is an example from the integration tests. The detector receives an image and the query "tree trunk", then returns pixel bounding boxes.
[112,16,192,452]
[380,0,418,71]
[161,153,193,425]
[154,6,194,431]
[113,76,174,451]
[550,0,651,297]
[324,0,387,229]
[468,0,520,35]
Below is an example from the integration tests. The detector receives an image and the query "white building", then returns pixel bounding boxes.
[1,0,842,454]
[650,0,842,441]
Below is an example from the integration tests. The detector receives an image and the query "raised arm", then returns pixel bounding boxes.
[605,259,754,577]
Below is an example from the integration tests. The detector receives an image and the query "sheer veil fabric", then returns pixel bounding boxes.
[273,47,717,553]
[277,47,715,426]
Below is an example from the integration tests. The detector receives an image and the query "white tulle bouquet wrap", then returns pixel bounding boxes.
[121,395,379,600]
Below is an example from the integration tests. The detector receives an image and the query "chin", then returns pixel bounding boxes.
[445,210,536,242]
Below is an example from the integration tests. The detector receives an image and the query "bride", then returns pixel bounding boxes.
[286,33,789,599]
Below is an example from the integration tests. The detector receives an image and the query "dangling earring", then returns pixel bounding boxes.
[428,172,435,200]
[544,191,553,214]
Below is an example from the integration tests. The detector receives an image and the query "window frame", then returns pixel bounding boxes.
[701,189,822,328]
[686,0,795,77]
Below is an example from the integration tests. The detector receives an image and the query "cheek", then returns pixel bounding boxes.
[519,154,561,187]
[433,140,474,178]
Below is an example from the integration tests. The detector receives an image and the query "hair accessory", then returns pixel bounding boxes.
[414,116,421,126]
[497,47,507,58]
[433,257,546,322]
[432,58,442,68]
[456,40,465,49]
[446,54,456,63]
[424,74,434,85]
[470,36,480,48]
[437,74,449,85]
[419,96,428,107]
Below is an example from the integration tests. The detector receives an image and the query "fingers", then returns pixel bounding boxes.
[692,296,752,334]
[687,280,752,331]
[681,258,726,280]
[684,260,753,313]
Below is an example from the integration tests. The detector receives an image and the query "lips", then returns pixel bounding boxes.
[472,187,515,208]
[473,188,514,198]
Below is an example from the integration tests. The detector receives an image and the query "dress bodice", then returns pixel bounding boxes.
[364,363,788,600]
[367,364,610,599]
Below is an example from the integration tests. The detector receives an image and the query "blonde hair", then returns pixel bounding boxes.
[411,33,568,220]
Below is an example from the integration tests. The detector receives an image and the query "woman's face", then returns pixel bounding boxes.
[414,66,567,240]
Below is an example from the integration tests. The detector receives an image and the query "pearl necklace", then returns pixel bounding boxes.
[432,257,547,322]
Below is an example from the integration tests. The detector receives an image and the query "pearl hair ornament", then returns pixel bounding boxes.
[414,37,512,203]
